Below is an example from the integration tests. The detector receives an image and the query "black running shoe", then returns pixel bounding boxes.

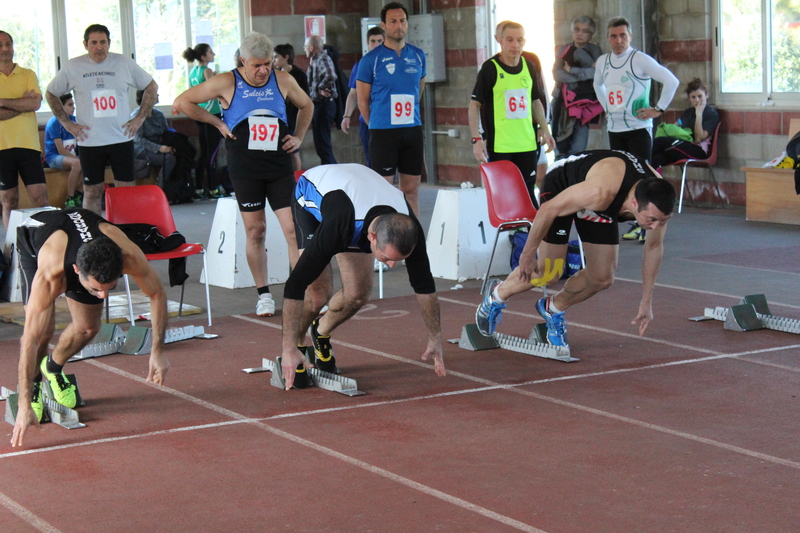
[309,317,340,374]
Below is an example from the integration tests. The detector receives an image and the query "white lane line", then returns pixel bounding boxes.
[735,357,800,372]
[0,421,245,459]
[40,357,550,533]
[231,315,800,470]
[511,387,800,470]
[247,421,550,533]
[0,489,62,533]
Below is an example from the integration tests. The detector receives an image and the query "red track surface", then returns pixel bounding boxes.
[1,280,798,532]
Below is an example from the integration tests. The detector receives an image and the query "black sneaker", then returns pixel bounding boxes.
[309,317,339,374]
[292,363,313,389]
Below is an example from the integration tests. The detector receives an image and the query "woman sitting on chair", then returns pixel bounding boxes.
[651,78,720,170]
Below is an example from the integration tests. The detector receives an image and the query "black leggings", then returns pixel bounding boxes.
[651,136,708,168]
[608,129,653,162]
[195,118,222,190]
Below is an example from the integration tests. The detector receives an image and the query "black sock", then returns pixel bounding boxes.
[257,286,271,296]
[45,354,64,375]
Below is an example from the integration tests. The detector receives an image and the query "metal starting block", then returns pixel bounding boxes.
[696,294,800,334]
[70,324,213,360]
[3,375,86,430]
[456,323,578,363]
[70,324,126,361]
[243,357,365,396]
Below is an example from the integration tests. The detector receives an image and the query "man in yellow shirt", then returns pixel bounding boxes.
[0,31,50,229]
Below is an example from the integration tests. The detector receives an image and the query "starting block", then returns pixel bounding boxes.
[696,294,800,334]
[4,374,86,430]
[242,357,365,396]
[70,325,214,361]
[71,324,126,361]
[455,323,578,363]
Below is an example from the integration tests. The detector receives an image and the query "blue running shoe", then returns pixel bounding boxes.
[475,278,506,336]
[536,297,569,346]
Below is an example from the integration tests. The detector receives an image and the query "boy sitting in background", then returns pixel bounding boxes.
[44,93,83,207]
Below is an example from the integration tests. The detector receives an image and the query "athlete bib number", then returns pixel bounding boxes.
[504,88,529,119]
[91,89,118,118]
[248,116,279,151]
[390,94,414,125]
[606,84,626,111]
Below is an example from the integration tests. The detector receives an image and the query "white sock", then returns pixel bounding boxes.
[548,299,563,314]
[492,285,506,304]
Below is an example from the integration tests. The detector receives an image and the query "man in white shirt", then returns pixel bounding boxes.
[593,17,679,162]
[45,24,158,214]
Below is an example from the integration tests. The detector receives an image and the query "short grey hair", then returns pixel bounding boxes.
[239,32,274,61]
[494,20,524,39]
[572,15,596,34]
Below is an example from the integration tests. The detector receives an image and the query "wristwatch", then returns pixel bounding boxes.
[471,137,482,144]
[653,105,664,113]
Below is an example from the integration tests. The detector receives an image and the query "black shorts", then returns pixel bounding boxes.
[231,173,295,213]
[541,166,620,246]
[16,225,103,306]
[292,201,319,250]
[79,141,135,185]
[369,126,424,177]
[0,148,47,191]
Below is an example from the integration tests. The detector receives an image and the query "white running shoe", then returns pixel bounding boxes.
[374,258,388,272]
[256,293,275,316]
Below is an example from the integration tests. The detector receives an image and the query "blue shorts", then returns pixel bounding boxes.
[46,154,67,170]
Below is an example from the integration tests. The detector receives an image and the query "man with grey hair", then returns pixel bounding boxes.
[551,16,603,159]
[279,163,445,390]
[303,35,338,165]
[469,20,553,203]
[174,32,313,317]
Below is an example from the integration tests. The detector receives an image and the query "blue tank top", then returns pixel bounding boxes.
[223,69,288,131]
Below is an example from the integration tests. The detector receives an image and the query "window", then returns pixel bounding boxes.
[717,0,800,105]
[6,0,57,96]
[13,0,245,118]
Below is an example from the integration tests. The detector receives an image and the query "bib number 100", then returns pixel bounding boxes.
[91,89,118,117]
[94,95,116,111]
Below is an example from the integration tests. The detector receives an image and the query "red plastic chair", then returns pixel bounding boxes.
[664,122,724,213]
[479,161,538,294]
[105,185,212,326]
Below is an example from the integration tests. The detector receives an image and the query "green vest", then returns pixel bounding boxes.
[189,66,221,115]
[491,58,537,153]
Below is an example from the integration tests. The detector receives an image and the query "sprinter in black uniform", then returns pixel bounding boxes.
[280,164,446,390]
[476,150,676,346]
[11,209,169,448]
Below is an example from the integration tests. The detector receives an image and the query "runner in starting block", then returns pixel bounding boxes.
[11,208,170,447]
[279,164,446,390]
[476,150,676,347]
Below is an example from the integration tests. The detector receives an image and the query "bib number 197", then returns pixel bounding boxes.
[248,116,279,151]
